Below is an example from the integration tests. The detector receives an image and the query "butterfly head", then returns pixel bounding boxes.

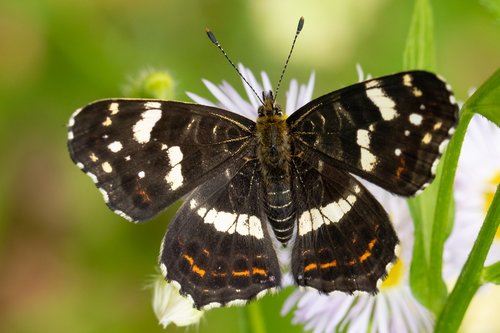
[258,91,283,117]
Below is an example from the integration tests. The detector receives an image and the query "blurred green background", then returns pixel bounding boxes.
[0,0,498,332]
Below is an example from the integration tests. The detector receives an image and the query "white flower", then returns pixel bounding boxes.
[444,114,500,278]
[282,183,434,333]
[444,114,500,332]
[152,275,203,328]
[187,63,315,119]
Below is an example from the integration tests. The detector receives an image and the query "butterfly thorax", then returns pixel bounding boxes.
[255,92,295,245]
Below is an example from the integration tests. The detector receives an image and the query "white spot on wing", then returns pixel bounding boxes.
[69,108,82,126]
[196,206,264,239]
[167,146,183,164]
[449,94,457,105]
[190,199,197,209]
[356,129,371,149]
[86,172,98,183]
[108,141,123,152]
[114,209,134,222]
[365,80,379,88]
[102,161,112,173]
[422,133,432,144]
[395,148,402,156]
[409,113,423,126]
[165,165,183,190]
[165,146,184,190]
[403,73,412,87]
[298,192,357,236]
[102,117,112,126]
[366,87,398,120]
[412,87,423,97]
[145,101,162,109]
[360,148,377,171]
[138,171,145,178]
[431,159,439,175]
[109,102,119,115]
[99,188,109,203]
[133,109,162,143]
[439,139,449,153]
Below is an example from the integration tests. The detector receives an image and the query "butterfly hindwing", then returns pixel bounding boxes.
[160,159,281,309]
[68,99,255,221]
[290,154,398,293]
[288,71,458,195]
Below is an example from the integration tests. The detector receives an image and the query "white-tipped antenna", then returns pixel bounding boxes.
[206,28,264,105]
[274,16,304,101]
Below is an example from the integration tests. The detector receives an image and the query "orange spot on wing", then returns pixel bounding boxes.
[348,259,357,266]
[359,250,371,262]
[252,267,267,276]
[183,254,194,265]
[183,254,206,277]
[232,270,250,277]
[304,263,318,272]
[368,238,377,250]
[396,158,406,177]
[320,260,337,269]
[192,265,206,277]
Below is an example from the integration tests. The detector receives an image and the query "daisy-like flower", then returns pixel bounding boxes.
[152,274,203,328]
[187,64,315,119]
[282,183,434,333]
[443,114,500,332]
[444,114,500,278]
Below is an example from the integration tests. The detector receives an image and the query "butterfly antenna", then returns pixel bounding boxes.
[206,28,264,105]
[274,16,304,102]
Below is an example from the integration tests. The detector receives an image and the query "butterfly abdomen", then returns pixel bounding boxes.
[256,114,295,245]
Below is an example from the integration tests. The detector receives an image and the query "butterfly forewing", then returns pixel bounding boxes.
[68,99,255,221]
[290,154,398,293]
[160,160,281,309]
[288,71,459,196]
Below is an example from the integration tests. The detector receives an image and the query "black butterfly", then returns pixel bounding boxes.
[68,20,458,310]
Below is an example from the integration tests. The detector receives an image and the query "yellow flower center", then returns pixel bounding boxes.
[484,170,500,239]
[381,257,404,289]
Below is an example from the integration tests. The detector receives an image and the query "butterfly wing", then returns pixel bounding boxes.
[160,159,281,309]
[68,99,255,221]
[288,71,458,195]
[290,153,398,293]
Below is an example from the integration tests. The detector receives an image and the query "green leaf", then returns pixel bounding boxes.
[403,0,450,313]
[403,0,436,71]
[480,0,500,21]
[435,185,500,333]
[483,261,500,285]
[463,68,500,127]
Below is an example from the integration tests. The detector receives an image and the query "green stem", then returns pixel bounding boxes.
[427,110,474,312]
[435,185,500,332]
[247,301,266,333]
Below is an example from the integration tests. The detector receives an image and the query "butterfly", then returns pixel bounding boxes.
[67,18,458,310]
